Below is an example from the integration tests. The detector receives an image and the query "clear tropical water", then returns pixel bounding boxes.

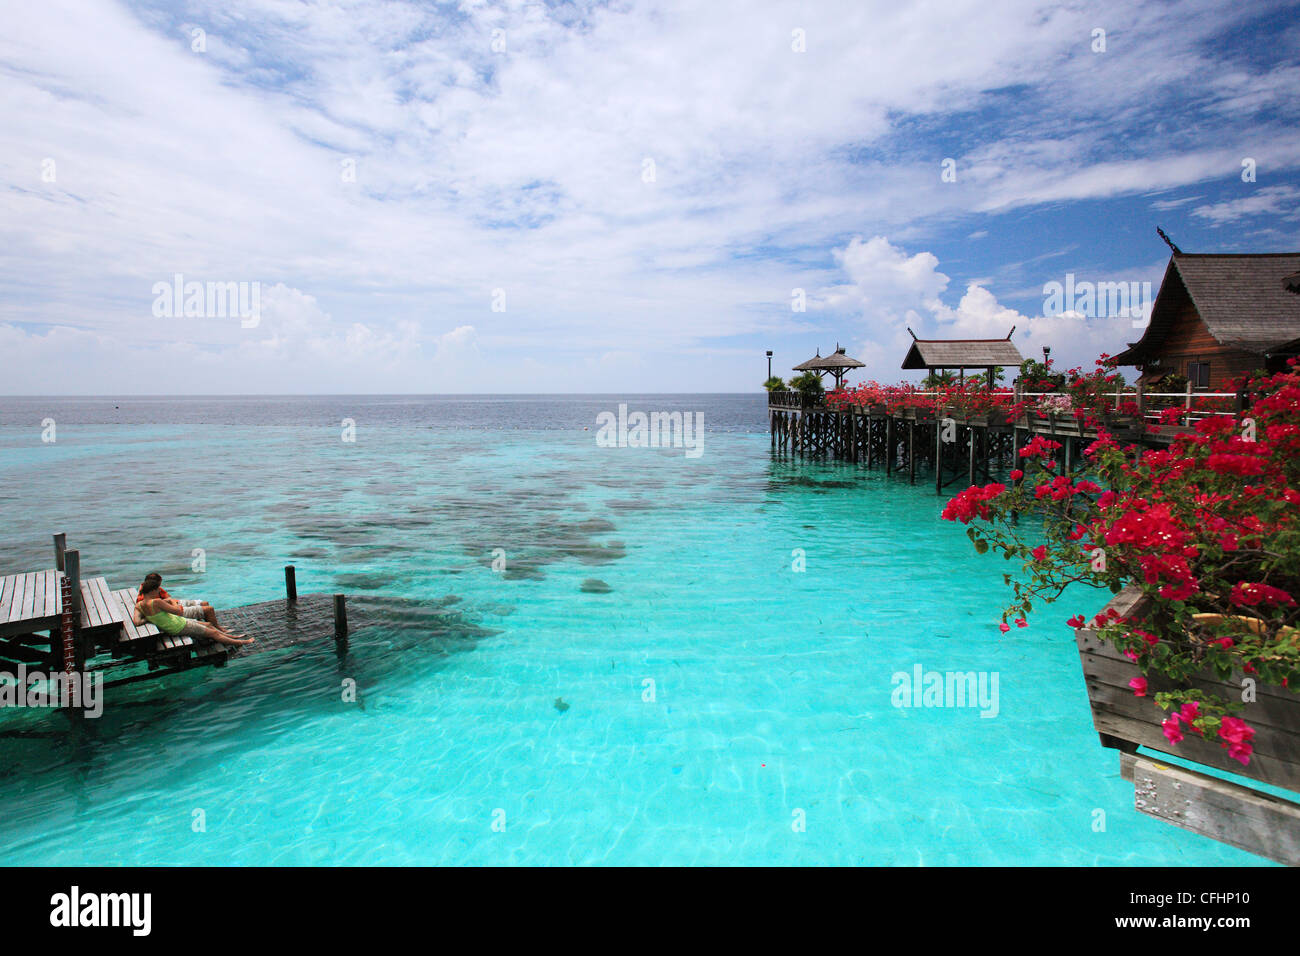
[0,395,1270,865]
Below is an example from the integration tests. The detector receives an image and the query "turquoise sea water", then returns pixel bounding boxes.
[0,396,1271,865]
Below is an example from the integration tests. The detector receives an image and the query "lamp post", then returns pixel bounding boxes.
[766,350,773,380]
[1042,346,1051,365]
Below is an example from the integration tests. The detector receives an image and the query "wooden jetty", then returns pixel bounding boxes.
[0,535,352,702]
[767,385,1239,492]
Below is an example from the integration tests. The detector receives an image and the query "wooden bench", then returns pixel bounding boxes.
[110,587,194,654]
[77,576,125,633]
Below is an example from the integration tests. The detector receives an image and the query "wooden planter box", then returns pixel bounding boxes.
[952,408,1013,429]
[1076,586,1300,792]
[1077,586,1300,863]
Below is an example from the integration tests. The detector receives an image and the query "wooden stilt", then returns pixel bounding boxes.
[333,594,349,656]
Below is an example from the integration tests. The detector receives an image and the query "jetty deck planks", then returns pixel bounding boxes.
[1,534,361,711]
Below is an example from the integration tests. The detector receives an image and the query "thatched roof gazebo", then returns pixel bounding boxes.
[900,328,1023,388]
[792,345,864,388]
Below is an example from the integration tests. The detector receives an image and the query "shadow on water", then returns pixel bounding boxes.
[0,593,502,788]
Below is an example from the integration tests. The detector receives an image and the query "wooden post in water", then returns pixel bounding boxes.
[908,421,915,484]
[967,425,976,487]
[285,565,298,602]
[53,533,66,572]
[62,549,84,671]
[333,594,349,655]
[885,417,894,475]
[934,420,943,493]
[63,549,81,619]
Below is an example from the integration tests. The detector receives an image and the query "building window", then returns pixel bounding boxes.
[1186,361,1210,388]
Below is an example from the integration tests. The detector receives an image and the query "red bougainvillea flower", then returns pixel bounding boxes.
[998,622,1011,633]
[1031,545,1047,561]
[1015,618,1027,628]
[1230,582,1296,607]
[1018,435,1063,461]
[1009,468,1024,480]
[1128,676,1147,697]
[940,482,1007,524]
[1066,615,1085,628]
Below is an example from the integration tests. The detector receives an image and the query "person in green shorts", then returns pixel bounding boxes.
[135,572,221,627]
[133,579,253,646]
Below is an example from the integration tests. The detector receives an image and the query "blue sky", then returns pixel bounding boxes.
[2,0,1298,393]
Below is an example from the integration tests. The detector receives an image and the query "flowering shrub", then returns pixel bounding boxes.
[825,380,1023,420]
[1038,394,1073,415]
[943,359,1300,766]
[1018,357,1066,392]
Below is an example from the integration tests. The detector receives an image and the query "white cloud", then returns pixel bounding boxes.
[0,0,1296,391]
[1191,185,1300,224]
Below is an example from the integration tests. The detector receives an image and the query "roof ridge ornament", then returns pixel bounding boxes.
[1157,226,1182,255]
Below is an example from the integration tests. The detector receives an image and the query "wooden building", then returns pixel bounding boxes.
[900,332,1024,387]
[1113,252,1300,389]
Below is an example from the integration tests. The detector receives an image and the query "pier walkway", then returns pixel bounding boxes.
[0,535,352,698]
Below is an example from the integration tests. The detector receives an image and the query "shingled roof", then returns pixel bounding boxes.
[900,338,1024,370]
[1116,253,1300,364]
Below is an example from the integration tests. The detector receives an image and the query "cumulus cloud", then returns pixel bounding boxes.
[824,236,1136,382]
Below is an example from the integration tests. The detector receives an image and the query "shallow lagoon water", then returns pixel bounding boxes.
[0,395,1269,865]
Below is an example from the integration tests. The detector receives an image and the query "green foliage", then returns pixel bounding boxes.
[788,371,825,397]
[965,367,1006,388]
[1018,358,1065,391]
[922,369,957,388]
[762,375,787,392]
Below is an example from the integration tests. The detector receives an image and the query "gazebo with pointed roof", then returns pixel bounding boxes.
[792,345,865,388]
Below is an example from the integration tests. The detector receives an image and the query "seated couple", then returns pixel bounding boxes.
[133,573,253,646]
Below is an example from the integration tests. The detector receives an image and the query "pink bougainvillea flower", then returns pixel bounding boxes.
[1161,716,1184,745]
[1218,717,1256,765]
[998,622,1010,633]
[1128,676,1147,697]
[1015,618,1028,628]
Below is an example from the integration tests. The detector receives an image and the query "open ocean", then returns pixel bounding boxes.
[0,395,1269,865]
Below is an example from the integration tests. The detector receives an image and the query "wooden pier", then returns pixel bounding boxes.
[0,536,353,702]
[767,388,1233,491]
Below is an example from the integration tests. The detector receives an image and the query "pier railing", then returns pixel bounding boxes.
[767,390,819,410]
[771,383,1242,427]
